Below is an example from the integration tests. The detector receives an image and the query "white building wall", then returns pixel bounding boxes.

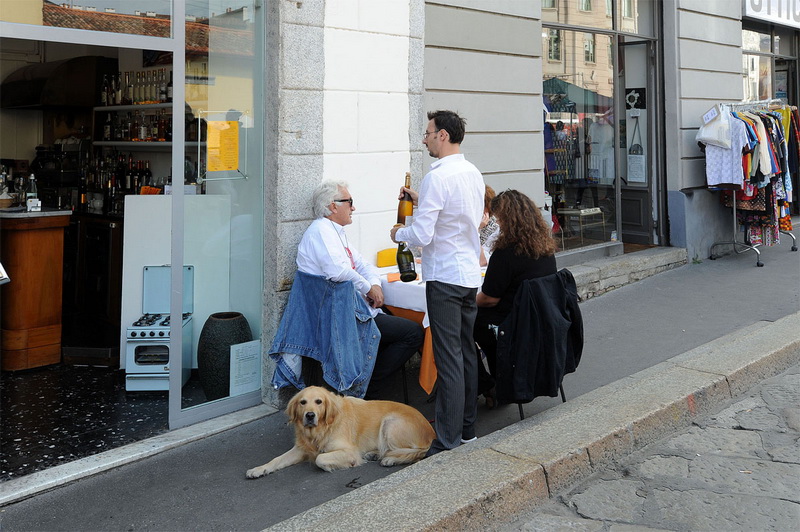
[323,1,413,263]
[666,0,744,260]
[423,1,544,205]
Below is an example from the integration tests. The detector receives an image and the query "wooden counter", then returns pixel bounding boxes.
[1,209,72,371]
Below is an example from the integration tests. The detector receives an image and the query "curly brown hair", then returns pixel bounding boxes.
[490,190,557,258]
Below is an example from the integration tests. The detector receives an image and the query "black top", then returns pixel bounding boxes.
[481,246,558,319]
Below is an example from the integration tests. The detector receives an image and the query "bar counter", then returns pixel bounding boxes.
[0,208,72,371]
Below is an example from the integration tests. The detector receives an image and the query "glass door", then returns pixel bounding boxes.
[170,0,265,428]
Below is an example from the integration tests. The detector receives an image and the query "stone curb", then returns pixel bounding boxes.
[268,312,800,531]
[569,247,687,301]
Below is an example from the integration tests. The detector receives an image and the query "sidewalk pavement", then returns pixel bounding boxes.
[0,234,797,531]
[502,361,800,531]
[270,313,800,531]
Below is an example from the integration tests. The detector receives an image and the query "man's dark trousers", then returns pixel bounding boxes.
[425,280,478,454]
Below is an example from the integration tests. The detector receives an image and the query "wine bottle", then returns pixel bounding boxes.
[396,172,416,282]
[100,74,109,106]
[397,171,413,223]
[115,72,123,105]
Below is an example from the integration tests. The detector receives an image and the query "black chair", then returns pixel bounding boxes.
[494,269,584,420]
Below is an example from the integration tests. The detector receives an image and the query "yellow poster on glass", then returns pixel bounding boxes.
[206,120,239,172]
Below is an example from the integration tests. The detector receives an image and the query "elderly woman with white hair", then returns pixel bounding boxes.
[290,180,424,399]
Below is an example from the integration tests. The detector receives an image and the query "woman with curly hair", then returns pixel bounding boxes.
[474,189,558,407]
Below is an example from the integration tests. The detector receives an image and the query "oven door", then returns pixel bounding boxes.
[125,338,170,391]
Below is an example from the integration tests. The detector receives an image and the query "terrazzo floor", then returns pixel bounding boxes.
[1,365,206,481]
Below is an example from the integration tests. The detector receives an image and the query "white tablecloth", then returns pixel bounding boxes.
[378,265,486,327]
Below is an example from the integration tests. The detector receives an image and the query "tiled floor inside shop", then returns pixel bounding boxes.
[0,364,206,481]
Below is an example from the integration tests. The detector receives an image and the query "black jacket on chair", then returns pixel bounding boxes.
[495,268,583,405]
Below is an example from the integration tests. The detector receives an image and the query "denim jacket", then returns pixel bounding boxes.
[269,270,380,397]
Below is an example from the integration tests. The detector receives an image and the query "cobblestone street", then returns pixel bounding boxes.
[505,364,800,531]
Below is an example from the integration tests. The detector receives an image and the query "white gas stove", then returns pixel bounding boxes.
[125,265,194,391]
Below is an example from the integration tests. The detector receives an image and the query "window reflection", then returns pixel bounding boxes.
[743,54,773,102]
[743,30,772,53]
[1,2,174,37]
[543,30,616,251]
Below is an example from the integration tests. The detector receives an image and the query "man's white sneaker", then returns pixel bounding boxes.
[460,436,477,444]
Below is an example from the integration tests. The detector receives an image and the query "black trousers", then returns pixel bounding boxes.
[473,307,506,395]
[425,281,478,454]
[365,312,424,397]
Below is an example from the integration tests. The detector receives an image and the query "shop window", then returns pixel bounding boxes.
[743,29,771,53]
[579,0,592,12]
[543,29,616,251]
[548,29,562,61]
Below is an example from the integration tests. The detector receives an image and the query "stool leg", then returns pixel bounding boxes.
[518,403,524,420]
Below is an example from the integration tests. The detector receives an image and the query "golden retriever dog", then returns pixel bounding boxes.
[246,386,435,478]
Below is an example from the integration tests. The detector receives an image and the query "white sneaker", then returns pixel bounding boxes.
[460,436,477,444]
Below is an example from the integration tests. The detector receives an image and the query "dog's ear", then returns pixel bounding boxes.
[321,390,340,426]
[286,392,302,424]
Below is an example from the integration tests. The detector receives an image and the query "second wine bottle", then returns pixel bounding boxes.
[396,171,417,282]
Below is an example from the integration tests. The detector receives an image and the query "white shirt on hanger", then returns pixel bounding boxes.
[705,115,748,187]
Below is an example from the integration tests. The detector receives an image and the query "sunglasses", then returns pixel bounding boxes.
[333,198,354,207]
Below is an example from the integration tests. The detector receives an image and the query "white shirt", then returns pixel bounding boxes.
[705,117,748,187]
[296,217,381,317]
[395,153,484,288]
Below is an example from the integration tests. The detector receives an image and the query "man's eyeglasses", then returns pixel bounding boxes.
[423,129,440,140]
[333,198,354,207]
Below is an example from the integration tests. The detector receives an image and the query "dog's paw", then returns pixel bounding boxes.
[379,457,401,467]
[246,466,268,479]
[364,451,380,461]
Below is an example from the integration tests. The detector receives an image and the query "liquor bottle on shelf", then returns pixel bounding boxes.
[123,112,132,141]
[396,171,417,282]
[147,70,155,103]
[157,109,167,141]
[131,111,141,141]
[138,112,149,142]
[115,72,123,105]
[158,69,167,103]
[133,72,141,104]
[142,160,153,187]
[103,112,112,141]
[100,74,109,106]
[166,69,173,103]
[122,71,133,105]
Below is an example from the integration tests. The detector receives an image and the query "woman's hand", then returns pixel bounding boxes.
[480,211,490,229]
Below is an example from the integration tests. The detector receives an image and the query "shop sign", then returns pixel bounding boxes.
[744,0,800,29]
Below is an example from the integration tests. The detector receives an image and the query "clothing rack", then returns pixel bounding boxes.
[708,99,797,267]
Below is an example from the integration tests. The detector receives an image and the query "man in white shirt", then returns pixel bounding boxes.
[390,110,485,455]
[297,180,424,398]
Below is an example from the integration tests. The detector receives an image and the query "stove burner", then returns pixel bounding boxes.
[132,313,163,327]
[158,313,192,327]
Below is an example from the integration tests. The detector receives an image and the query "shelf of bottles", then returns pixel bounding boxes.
[78,151,160,216]
[94,68,205,149]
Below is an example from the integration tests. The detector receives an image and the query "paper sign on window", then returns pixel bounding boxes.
[206,121,239,172]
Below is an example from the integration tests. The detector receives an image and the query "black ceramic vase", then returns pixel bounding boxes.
[197,312,252,401]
